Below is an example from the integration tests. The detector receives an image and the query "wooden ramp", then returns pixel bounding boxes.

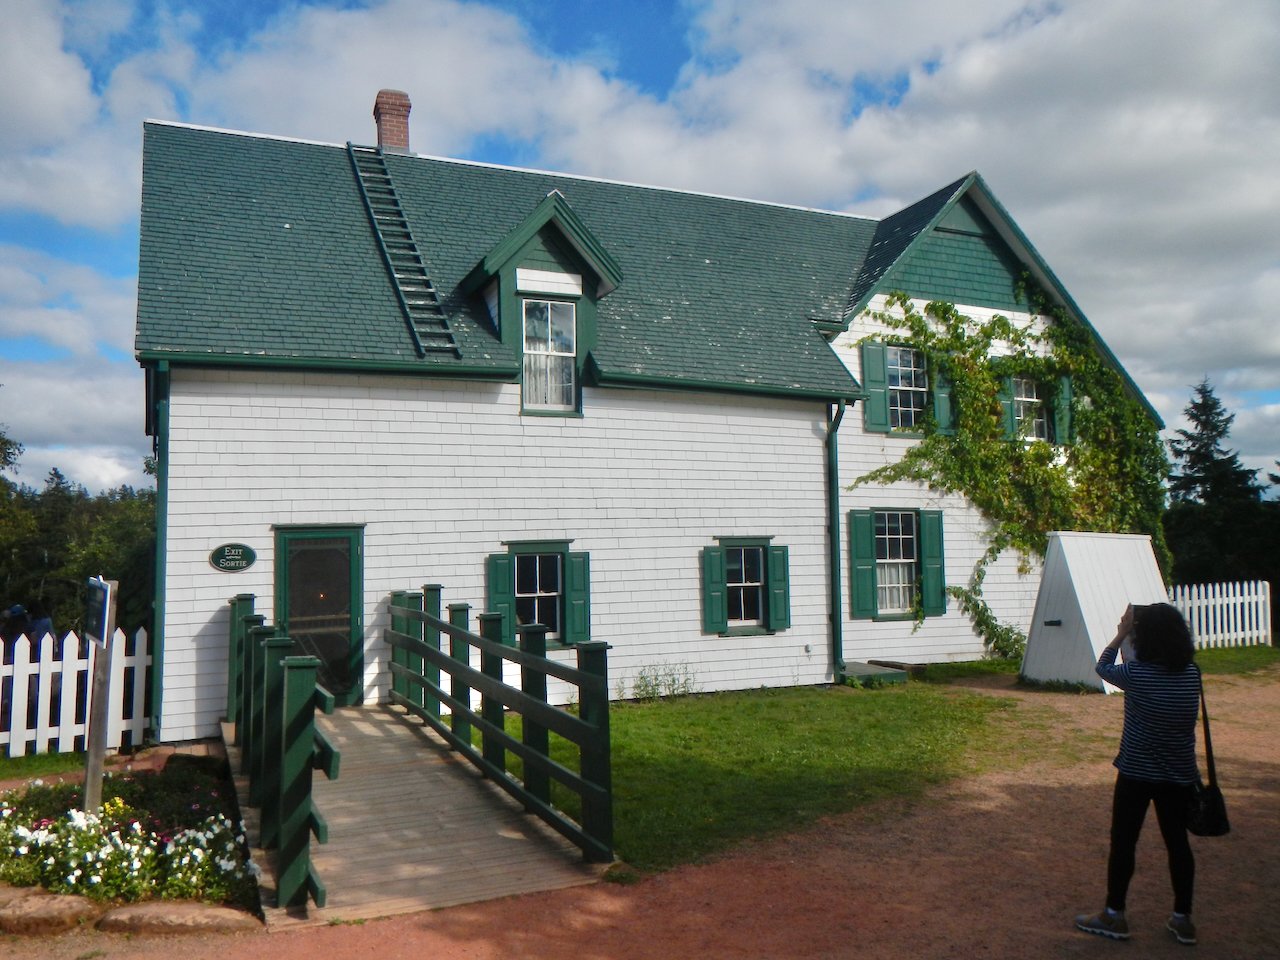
[239,705,604,930]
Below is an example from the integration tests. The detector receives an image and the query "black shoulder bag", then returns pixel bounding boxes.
[1187,667,1230,837]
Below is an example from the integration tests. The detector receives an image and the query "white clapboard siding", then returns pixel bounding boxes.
[1170,581,1272,649]
[0,629,151,758]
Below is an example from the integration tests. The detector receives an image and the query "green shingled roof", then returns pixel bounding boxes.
[136,121,873,400]
[134,122,1156,421]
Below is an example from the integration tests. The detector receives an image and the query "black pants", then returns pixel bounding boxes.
[1106,773,1195,915]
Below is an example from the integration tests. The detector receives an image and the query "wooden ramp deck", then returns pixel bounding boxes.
[231,705,604,930]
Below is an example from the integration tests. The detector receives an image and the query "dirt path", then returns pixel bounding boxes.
[7,667,1278,959]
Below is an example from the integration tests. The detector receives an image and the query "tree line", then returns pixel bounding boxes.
[1,430,155,641]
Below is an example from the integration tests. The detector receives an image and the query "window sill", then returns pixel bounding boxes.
[521,407,584,419]
[715,625,777,637]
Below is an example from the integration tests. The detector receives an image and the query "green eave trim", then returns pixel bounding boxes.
[135,350,520,380]
[467,191,624,296]
[590,364,862,404]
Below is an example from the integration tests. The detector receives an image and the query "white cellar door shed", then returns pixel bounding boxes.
[1022,532,1169,692]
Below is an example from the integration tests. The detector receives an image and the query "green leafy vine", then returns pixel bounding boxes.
[849,291,1169,658]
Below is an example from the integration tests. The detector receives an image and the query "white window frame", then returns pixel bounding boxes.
[725,545,765,626]
[514,552,563,641]
[1012,376,1050,441]
[887,346,928,430]
[874,511,918,615]
[522,298,577,411]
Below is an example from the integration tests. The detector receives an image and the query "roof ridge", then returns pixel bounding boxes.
[143,119,880,224]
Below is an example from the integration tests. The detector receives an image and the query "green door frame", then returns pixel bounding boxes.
[273,525,365,707]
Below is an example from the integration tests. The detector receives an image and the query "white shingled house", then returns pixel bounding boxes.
[135,91,1162,741]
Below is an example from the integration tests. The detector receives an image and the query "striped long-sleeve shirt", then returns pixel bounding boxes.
[1096,646,1200,784]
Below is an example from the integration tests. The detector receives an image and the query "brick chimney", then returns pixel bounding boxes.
[373,89,411,153]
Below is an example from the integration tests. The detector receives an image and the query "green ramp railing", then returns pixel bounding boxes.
[386,588,612,863]
[226,596,341,908]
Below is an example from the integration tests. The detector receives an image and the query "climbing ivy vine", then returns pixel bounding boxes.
[850,291,1169,658]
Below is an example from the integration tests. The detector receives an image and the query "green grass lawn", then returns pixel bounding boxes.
[0,750,85,782]
[1196,642,1280,674]
[605,682,1014,870]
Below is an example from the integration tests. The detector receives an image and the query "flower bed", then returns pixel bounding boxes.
[0,755,258,909]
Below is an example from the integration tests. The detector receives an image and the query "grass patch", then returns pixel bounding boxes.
[499,683,1015,872]
[1196,643,1280,675]
[0,751,86,783]
[610,685,1014,870]
[916,658,1020,683]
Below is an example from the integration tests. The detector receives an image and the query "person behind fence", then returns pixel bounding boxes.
[2,603,32,642]
[1075,602,1201,946]
[26,603,54,643]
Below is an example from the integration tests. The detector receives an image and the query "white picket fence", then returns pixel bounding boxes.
[0,629,151,759]
[1169,580,1272,649]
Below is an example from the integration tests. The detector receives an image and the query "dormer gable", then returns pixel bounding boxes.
[837,172,1161,426]
[464,190,623,301]
[464,191,622,415]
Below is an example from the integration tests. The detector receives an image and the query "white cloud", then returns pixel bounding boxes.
[0,357,148,491]
[0,0,98,148]
[0,0,1277,492]
[0,246,136,356]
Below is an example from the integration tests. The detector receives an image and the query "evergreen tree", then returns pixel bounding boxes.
[1167,378,1261,505]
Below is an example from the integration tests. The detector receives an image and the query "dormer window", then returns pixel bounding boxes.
[462,191,622,418]
[522,298,576,411]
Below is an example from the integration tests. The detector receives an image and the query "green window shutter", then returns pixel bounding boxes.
[1053,375,1074,445]
[919,510,946,617]
[932,367,956,436]
[765,545,791,631]
[998,377,1016,439]
[564,551,591,643]
[861,342,890,432]
[701,546,728,634]
[485,553,516,645]
[848,509,878,619]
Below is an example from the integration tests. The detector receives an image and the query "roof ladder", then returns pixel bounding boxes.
[347,142,460,359]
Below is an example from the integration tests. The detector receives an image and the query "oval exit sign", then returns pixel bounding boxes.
[210,543,257,572]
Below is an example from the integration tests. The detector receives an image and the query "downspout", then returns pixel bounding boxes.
[826,399,847,682]
[149,362,171,738]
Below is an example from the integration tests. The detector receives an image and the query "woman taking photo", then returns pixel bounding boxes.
[1076,602,1201,946]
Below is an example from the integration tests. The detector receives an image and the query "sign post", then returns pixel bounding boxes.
[82,577,118,812]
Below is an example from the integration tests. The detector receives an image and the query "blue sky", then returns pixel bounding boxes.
[2,0,1279,493]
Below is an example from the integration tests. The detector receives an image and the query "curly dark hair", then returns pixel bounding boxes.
[1132,602,1195,670]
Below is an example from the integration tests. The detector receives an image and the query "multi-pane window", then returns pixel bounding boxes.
[874,511,918,614]
[487,544,590,646]
[514,553,562,639]
[725,546,765,625]
[887,346,928,429]
[850,509,945,620]
[701,541,791,634]
[1012,377,1050,441]
[522,299,576,410]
